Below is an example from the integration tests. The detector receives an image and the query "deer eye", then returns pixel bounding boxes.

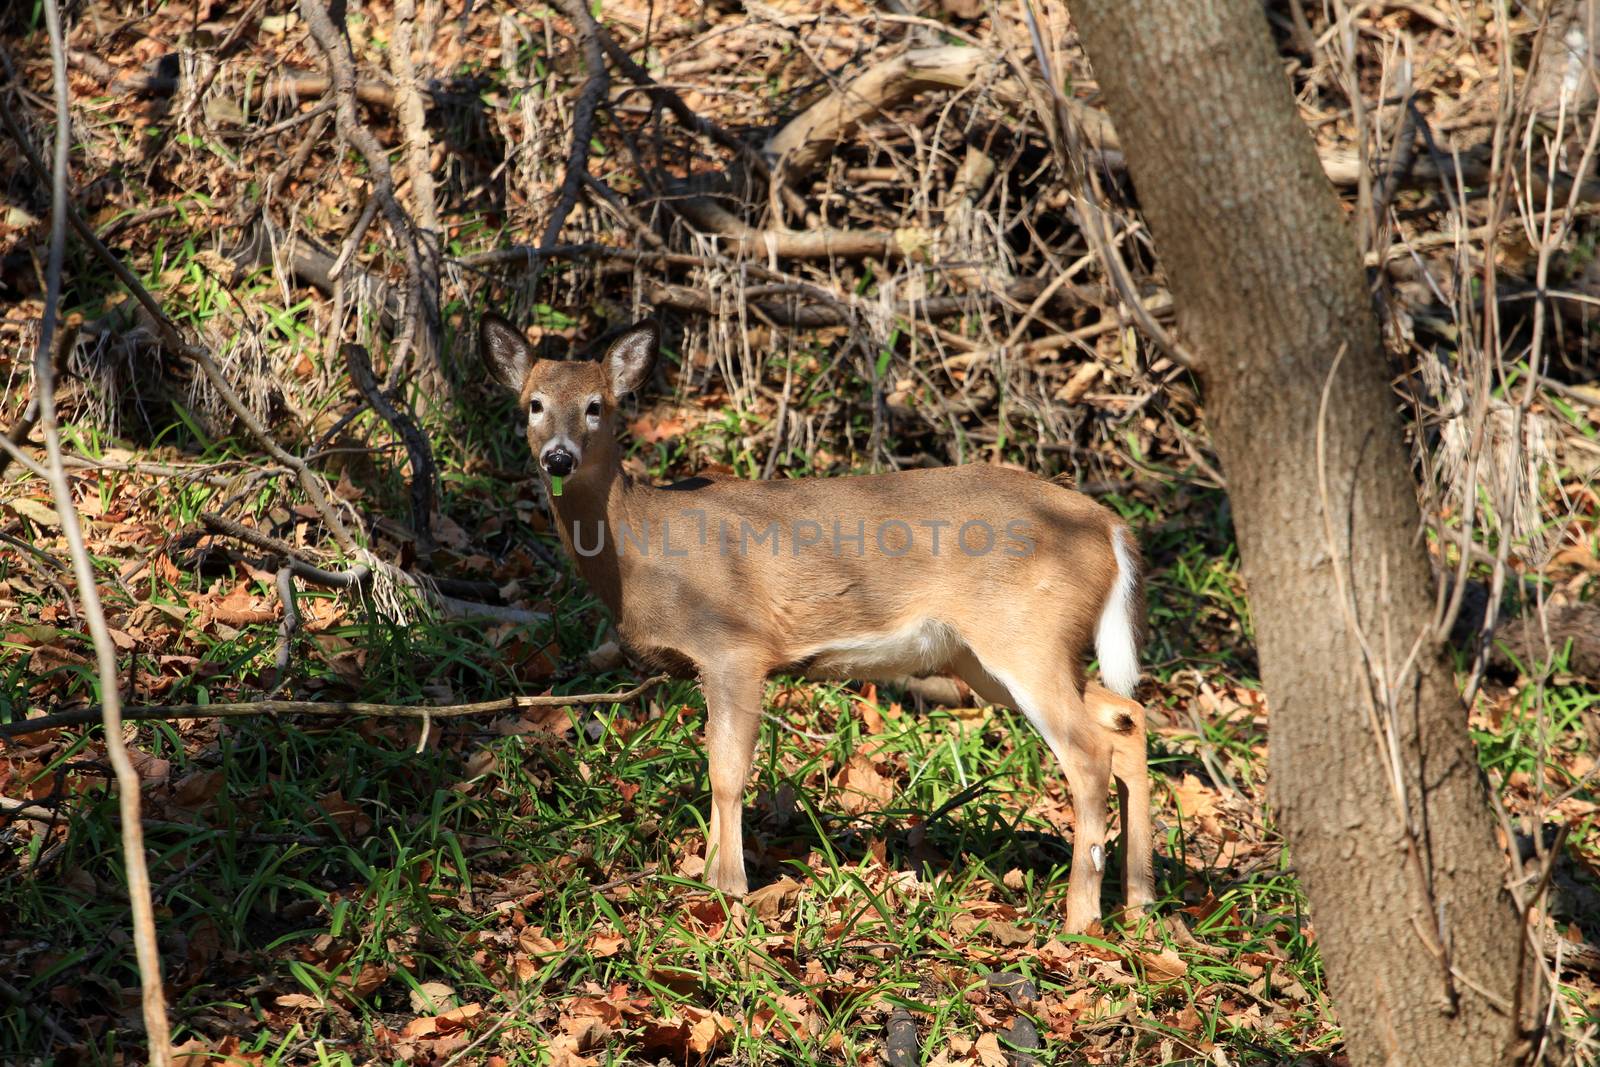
[529,398,543,415]
[586,400,602,418]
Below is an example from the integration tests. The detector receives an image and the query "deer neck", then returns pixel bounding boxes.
[544,437,635,616]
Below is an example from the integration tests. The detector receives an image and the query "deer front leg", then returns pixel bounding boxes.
[701,665,764,896]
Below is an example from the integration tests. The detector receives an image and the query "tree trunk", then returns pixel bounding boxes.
[1065,2,1533,1063]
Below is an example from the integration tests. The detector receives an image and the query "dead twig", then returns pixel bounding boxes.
[200,511,373,588]
[300,0,442,384]
[0,313,76,479]
[646,275,1103,327]
[671,191,905,259]
[535,0,611,269]
[343,343,438,554]
[198,510,372,694]
[764,39,1600,208]
[234,219,401,329]
[592,20,809,220]
[24,3,172,1059]
[0,974,75,1049]
[0,396,41,480]
[270,564,297,695]
[1,675,671,739]
[766,45,1009,182]
[65,50,473,111]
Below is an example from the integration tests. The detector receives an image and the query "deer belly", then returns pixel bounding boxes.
[797,619,962,681]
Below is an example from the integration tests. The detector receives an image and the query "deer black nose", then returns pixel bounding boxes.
[543,448,575,477]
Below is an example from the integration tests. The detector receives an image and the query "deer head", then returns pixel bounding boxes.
[480,313,658,481]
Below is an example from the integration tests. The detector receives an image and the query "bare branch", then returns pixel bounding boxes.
[65,50,482,111]
[300,0,442,381]
[343,343,438,554]
[670,192,907,259]
[27,3,171,1059]
[541,0,611,252]
[2,676,671,739]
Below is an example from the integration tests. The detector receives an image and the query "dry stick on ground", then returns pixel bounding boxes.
[200,510,544,627]
[270,565,298,694]
[668,191,906,259]
[1,675,671,739]
[459,242,803,278]
[66,50,411,107]
[201,512,370,690]
[0,72,360,556]
[343,343,437,553]
[198,511,482,604]
[198,512,374,691]
[138,0,269,162]
[201,512,374,587]
[646,275,1103,328]
[236,219,402,328]
[592,25,761,172]
[765,45,1016,182]
[26,3,172,1061]
[464,242,1137,340]
[0,974,75,1049]
[299,0,441,383]
[0,397,41,479]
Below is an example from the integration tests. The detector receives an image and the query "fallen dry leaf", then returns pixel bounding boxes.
[273,993,323,1010]
[7,497,61,528]
[746,875,803,918]
[316,790,373,837]
[586,930,627,958]
[338,962,391,1001]
[408,981,457,1014]
[1170,773,1219,820]
[835,756,895,815]
[973,1031,1008,1067]
[1136,945,1189,983]
[686,1007,736,1055]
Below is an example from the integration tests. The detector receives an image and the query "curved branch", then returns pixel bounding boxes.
[343,343,437,553]
[766,46,1012,180]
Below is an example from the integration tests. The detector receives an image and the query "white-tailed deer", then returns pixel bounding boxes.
[481,312,1154,930]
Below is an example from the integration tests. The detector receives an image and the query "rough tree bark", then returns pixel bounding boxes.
[1066,2,1533,1064]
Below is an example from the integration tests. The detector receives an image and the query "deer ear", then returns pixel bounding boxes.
[480,313,535,392]
[603,319,658,397]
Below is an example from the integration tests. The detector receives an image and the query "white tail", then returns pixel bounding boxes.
[1095,526,1142,699]
[481,310,1156,931]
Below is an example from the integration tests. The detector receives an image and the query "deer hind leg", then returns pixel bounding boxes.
[700,662,764,896]
[1087,684,1155,917]
[952,643,1111,933]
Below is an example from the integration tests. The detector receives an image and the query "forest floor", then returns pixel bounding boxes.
[1,0,1599,1064]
